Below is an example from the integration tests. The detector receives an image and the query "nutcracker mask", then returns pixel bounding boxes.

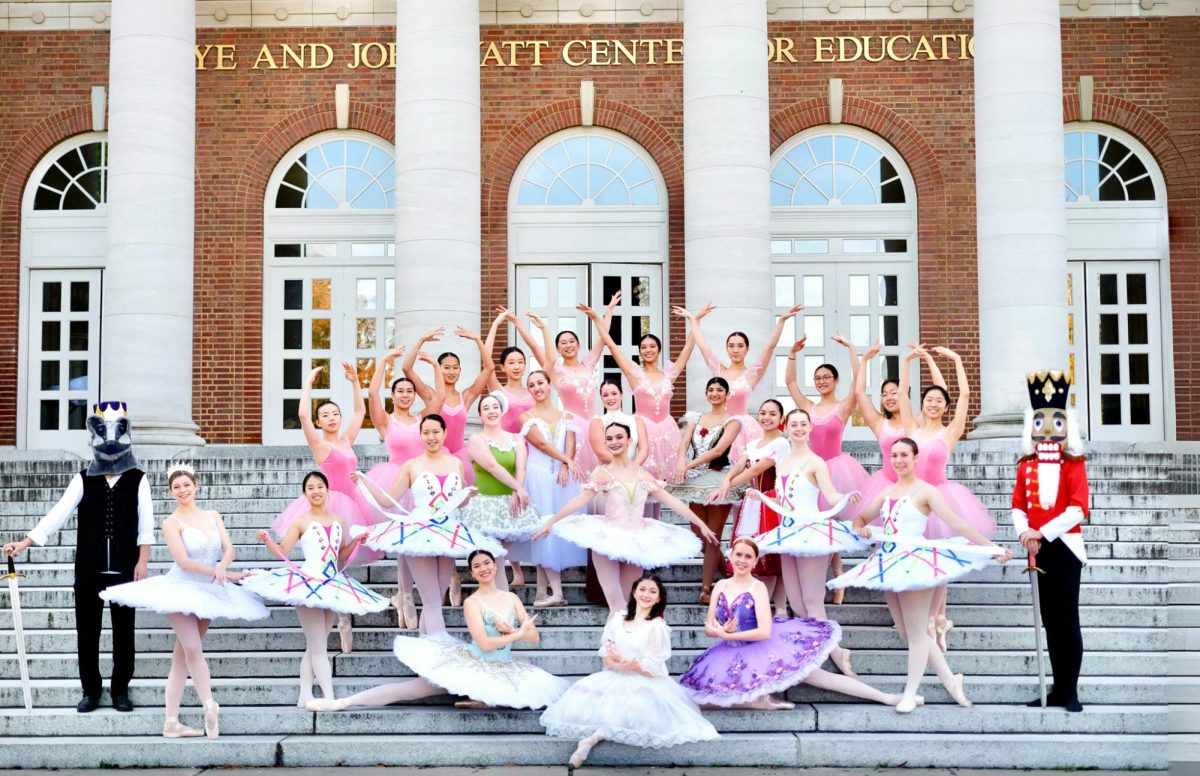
[86,401,139,476]
[1022,370,1083,459]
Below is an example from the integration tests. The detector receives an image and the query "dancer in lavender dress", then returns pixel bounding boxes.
[679,537,901,710]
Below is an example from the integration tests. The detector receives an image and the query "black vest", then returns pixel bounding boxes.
[74,468,144,579]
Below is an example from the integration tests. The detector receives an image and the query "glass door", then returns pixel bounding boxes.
[514,265,590,372]
[591,263,663,413]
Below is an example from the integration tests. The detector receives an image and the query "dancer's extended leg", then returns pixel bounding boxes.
[591,554,628,612]
[297,606,336,700]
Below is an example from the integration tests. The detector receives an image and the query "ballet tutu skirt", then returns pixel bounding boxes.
[392,633,568,710]
[240,522,389,615]
[924,482,997,540]
[640,415,682,481]
[679,591,840,706]
[666,466,745,505]
[460,495,543,542]
[826,496,1000,592]
[540,616,718,749]
[751,489,868,557]
[101,568,270,622]
[549,476,701,568]
[820,454,869,513]
[728,414,765,463]
[352,474,507,559]
[518,417,588,571]
[725,488,782,577]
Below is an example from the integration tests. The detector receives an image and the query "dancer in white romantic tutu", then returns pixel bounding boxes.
[101,465,268,739]
[540,574,719,769]
[309,549,568,712]
[352,414,506,637]
[241,472,389,709]
[828,437,1011,713]
[518,369,587,607]
[750,408,864,677]
[533,420,720,613]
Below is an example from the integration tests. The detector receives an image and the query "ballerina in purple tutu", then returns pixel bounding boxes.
[897,343,997,652]
[270,362,380,654]
[679,537,901,710]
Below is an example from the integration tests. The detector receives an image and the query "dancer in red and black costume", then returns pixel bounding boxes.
[1012,370,1089,713]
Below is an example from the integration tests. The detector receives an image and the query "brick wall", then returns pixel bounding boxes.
[0,18,1194,444]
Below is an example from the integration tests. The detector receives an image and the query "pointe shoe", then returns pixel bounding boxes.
[338,615,354,654]
[830,587,844,606]
[934,616,954,654]
[510,564,526,588]
[296,695,313,709]
[203,699,220,740]
[767,694,795,710]
[895,696,919,714]
[162,717,203,738]
[533,595,567,608]
[449,573,463,607]
[569,733,602,770]
[454,699,490,709]
[400,592,419,630]
[832,648,857,678]
[948,673,972,708]
[773,606,789,619]
[307,698,348,712]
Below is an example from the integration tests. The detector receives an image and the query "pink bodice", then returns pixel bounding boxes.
[319,446,358,498]
[875,423,906,481]
[631,362,678,424]
[440,399,468,453]
[555,354,598,421]
[808,411,847,461]
[914,436,950,486]
[498,385,536,434]
[384,417,424,463]
[705,355,762,416]
[585,471,658,528]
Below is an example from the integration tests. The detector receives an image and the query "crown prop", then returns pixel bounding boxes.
[1025,370,1072,411]
[166,462,196,478]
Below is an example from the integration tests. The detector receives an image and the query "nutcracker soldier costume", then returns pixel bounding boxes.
[1013,370,1089,712]
[3,401,153,713]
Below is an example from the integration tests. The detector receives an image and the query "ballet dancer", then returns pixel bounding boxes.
[589,378,649,468]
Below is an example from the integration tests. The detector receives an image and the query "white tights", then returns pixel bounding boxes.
[591,554,644,613]
[897,588,959,703]
[779,554,850,666]
[297,607,337,701]
[164,614,212,718]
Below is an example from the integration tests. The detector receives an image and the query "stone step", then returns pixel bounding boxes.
[0,602,1167,632]
[1,730,1162,770]
[0,702,1164,737]
[1171,705,1200,734]
[0,648,1170,684]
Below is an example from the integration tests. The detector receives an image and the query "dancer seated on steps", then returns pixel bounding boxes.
[539,574,718,769]
[309,549,567,712]
[679,537,902,711]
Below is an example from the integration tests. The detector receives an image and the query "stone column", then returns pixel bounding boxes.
[101,0,203,447]
[971,0,1067,438]
[682,0,774,404]
[393,1,482,379]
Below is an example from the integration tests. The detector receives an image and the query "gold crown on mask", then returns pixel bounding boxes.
[1025,370,1071,411]
[93,401,128,422]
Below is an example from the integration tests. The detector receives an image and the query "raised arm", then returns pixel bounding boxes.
[508,309,548,368]
[341,361,367,443]
[457,327,495,406]
[585,293,621,365]
[830,335,864,423]
[936,346,970,447]
[897,345,921,432]
[747,304,803,390]
[528,313,556,379]
[298,366,328,455]
[855,342,887,434]
[401,328,445,403]
[368,348,405,435]
[923,349,948,391]
[784,336,815,412]
[483,308,506,392]
[675,304,721,374]
[579,302,641,386]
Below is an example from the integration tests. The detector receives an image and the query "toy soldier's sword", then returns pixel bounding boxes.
[1027,550,1048,708]
[2,556,32,711]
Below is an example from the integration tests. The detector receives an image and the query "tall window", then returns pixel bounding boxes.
[769,128,918,437]
[263,131,398,444]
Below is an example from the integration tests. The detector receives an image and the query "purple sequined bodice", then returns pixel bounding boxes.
[716,590,759,633]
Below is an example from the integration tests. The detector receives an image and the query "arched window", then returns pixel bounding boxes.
[771,132,905,206]
[1063,123,1170,441]
[274,136,395,210]
[264,131,398,444]
[1064,130,1155,202]
[32,140,107,211]
[769,127,917,437]
[516,134,660,207]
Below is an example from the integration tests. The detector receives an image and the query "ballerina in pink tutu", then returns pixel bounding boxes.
[271,362,379,654]
[686,302,803,460]
[483,307,547,434]
[576,296,701,486]
[529,295,619,478]
[364,346,438,630]
[897,343,996,651]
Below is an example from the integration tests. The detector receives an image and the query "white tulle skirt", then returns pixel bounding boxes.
[238,564,389,615]
[100,569,270,622]
[827,534,997,592]
[540,669,718,749]
[352,517,507,559]
[550,515,702,569]
[392,635,568,709]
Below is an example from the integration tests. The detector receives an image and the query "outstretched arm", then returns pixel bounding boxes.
[508,310,548,368]
[402,328,445,403]
[897,345,921,432]
[855,342,887,434]
[585,293,621,365]
[528,313,556,378]
[341,361,367,442]
[299,366,327,456]
[936,346,970,447]
[676,304,721,374]
[784,337,815,412]
[579,302,640,387]
[483,309,506,392]
[830,335,863,423]
[746,304,803,391]
[368,348,405,436]
[457,327,495,407]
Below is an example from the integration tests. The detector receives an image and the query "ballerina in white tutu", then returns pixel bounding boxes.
[241,472,388,708]
[828,437,1010,713]
[540,574,719,769]
[309,549,568,712]
[532,420,720,613]
[101,465,268,739]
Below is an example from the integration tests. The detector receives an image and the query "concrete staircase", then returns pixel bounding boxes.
[0,443,1181,770]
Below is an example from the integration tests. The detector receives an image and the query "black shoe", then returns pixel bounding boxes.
[1026,692,1065,708]
[1064,699,1084,713]
[111,693,134,712]
[77,694,100,713]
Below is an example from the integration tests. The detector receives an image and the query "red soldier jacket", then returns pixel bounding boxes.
[1011,454,1089,563]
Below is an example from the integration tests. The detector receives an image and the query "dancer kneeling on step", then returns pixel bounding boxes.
[679,537,901,711]
[310,549,568,712]
[827,437,1010,713]
[540,574,718,769]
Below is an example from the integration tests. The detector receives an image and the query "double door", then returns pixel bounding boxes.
[514,262,664,414]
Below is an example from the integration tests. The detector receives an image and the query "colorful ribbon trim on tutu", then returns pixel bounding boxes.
[246,559,386,607]
[846,534,999,586]
[751,489,860,550]
[354,476,486,551]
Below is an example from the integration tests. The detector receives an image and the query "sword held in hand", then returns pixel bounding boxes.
[1026,549,1048,708]
[2,556,32,711]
